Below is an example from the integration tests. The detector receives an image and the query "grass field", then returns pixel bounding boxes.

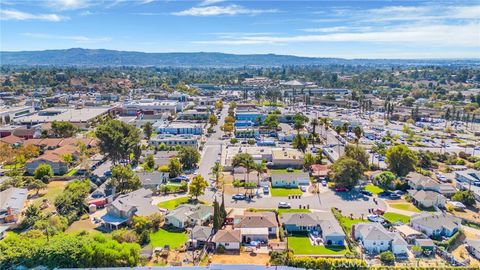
[271,169,302,174]
[277,208,311,216]
[271,187,303,197]
[364,184,384,195]
[64,169,78,177]
[334,212,369,235]
[288,236,348,255]
[383,212,411,224]
[32,181,67,210]
[389,203,421,213]
[149,229,188,249]
[157,197,189,210]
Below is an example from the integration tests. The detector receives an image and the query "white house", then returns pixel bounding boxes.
[409,213,461,237]
[271,171,310,188]
[408,190,447,208]
[212,230,241,250]
[353,223,408,255]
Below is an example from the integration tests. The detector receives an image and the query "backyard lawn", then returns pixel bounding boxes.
[32,181,67,207]
[333,210,369,235]
[271,187,303,197]
[149,229,188,249]
[288,236,348,255]
[383,212,411,224]
[389,203,421,213]
[277,208,311,216]
[157,197,189,210]
[64,169,78,177]
[364,184,384,195]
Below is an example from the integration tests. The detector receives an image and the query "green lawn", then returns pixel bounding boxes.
[383,212,410,224]
[149,229,188,249]
[288,236,348,255]
[333,210,369,235]
[364,184,384,195]
[64,169,78,177]
[157,197,189,210]
[277,208,311,216]
[389,203,421,213]
[271,187,303,197]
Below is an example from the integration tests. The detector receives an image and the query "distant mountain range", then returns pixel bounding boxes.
[0,48,478,67]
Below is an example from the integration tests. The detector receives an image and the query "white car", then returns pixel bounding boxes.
[300,185,307,192]
[278,202,291,209]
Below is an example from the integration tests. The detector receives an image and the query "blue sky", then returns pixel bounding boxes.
[1,0,479,58]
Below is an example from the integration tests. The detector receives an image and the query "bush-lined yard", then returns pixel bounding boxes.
[149,229,188,249]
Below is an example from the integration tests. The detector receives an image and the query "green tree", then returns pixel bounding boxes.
[95,120,141,164]
[34,164,54,180]
[189,175,208,200]
[263,114,279,129]
[379,251,395,265]
[28,178,47,195]
[386,145,418,177]
[213,198,221,231]
[208,114,218,126]
[178,147,200,170]
[51,121,78,138]
[132,216,152,234]
[303,153,315,169]
[211,161,223,188]
[374,171,396,189]
[110,165,141,193]
[232,153,255,182]
[292,134,308,153]
[344,144,369,169]
[353,126,363,145]
[330,157,363,188]
[168,157,183,178]
[310,118,319,147]
[54,180,90,223]
[143,154,155,171]
[451,190,476,206]
[142,122,153,139]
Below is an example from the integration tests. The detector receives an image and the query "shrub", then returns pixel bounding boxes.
[379,251,395,265]
[34,164,54,180]
[112,229,139,243]
[216,245,226,254]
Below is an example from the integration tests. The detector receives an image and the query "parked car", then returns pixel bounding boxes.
[335,187,348,192]
[263,187,270,194]
[321,180,327,187]
[361,190,373,196]
[278,202,291,209]
[379,191,392,197]
[232,194,246,200]
[389,193,401,199]
[300,185,307,192]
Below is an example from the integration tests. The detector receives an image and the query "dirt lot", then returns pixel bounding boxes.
[66,218,100,233]
[30,181,67,212]
[450,227,480,267]
[210,251,270,265]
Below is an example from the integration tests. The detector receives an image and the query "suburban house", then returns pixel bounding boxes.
[353,223,408,255]
[25,144,79,175]
[136,171,169,190]
[310,164,330,180]
[212,229,241,250]
[101,188,160,230]
[0,187,28,224]
[409,213,461,237]
[271,170,310,188]
[281,212,346,246]
[140,150,178,168]
[271,149,304,169]
[234,211,278,242]
[408,190,447,208]
[165,204,214,229]
[455,169,480,184]
[406,172,456,196]
[187,225,213,249]
[465,239,480,259]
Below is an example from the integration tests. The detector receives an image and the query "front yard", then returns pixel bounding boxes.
[388,203,421,213]
[157,197,189,210]
[149,228,188,249]
[288,235,348,255]
[383,212,410,224]
[364,184,384,195]
[271,187,303,197]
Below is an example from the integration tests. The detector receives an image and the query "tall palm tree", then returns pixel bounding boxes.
[210,161,223,188]
[310,118,319,147]
[253,161,266,187]
[353,126,363,147]
[294,120,304,135]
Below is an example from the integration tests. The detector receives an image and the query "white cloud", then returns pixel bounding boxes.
[199,0,225,6]
[300,26,373,33]
[193,23,480,47]
[49,0,91,10]
[0,9,68,22]
[22,33,111,43]
[172,4,277,16]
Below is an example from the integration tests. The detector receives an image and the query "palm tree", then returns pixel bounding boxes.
[353,126,363,147]
[310,118,319,147]
[253,161,266,187]
[210,161,223,188]
[294,120,304,135]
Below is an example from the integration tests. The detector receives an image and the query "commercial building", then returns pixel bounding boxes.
[154,121,203,135]
[150,134,199,148]
[0,106,35,124]
[121,100,183,116]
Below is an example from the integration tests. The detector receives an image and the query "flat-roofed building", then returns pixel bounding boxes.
[121,99,182,116]
[14,106,115,129]
[154,121,203,135]
[150,134,199,148]
[0,106,35,124]
[271,148,304,169]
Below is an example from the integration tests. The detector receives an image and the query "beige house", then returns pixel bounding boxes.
[271,149,304,169]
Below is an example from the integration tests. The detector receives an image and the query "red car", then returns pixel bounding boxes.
[335,187,349,192]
